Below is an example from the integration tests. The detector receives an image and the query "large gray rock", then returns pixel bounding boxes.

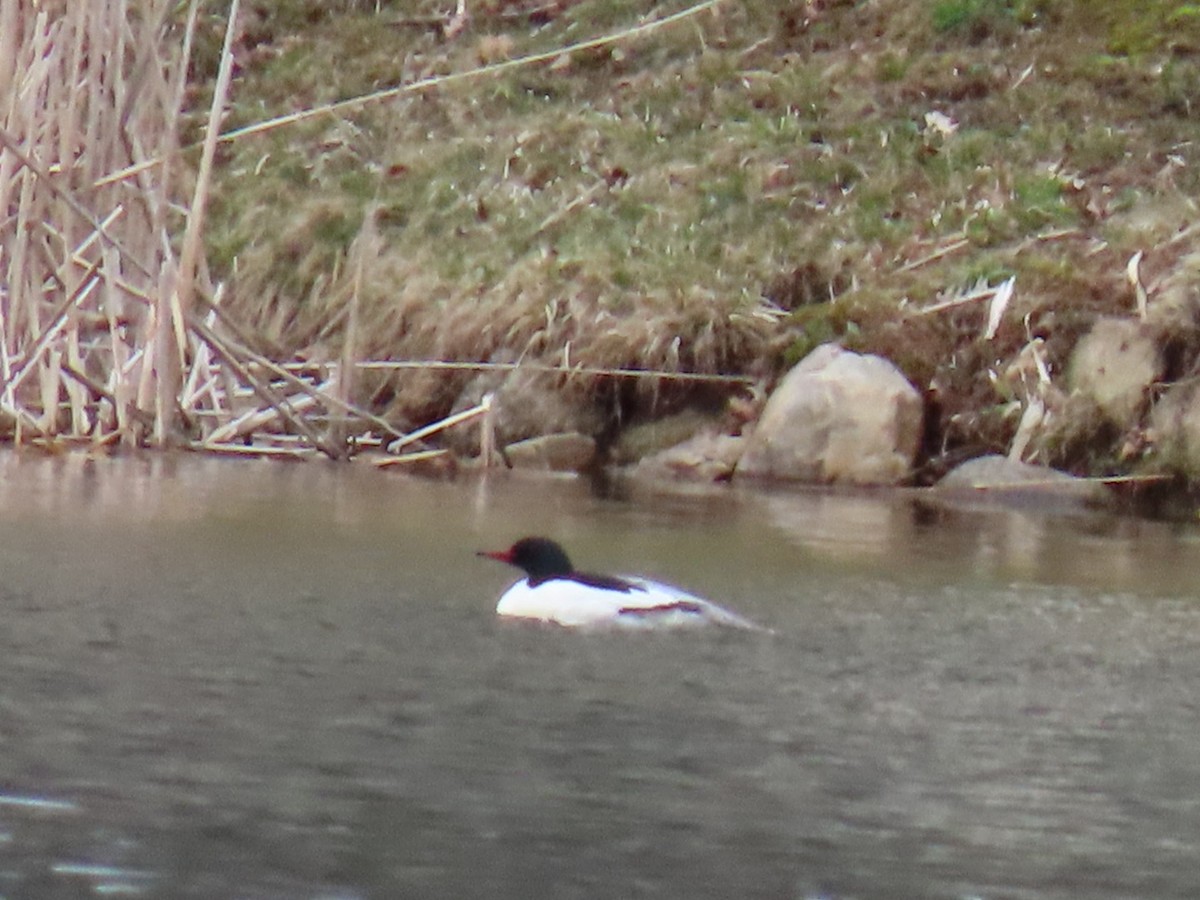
[1150,382,1200,476]
[736,344,923,485]
[1067,317,1161,426]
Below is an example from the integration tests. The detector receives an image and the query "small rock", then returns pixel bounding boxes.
[634,432,746,482]
[1067,317,1161,426]
[937,454,1109,506]
[504,433,596,472]
[444,354,601,455]
[611,409,726,465]
[736,344,923,485]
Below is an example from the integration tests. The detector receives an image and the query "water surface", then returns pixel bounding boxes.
[0,453,1198,898]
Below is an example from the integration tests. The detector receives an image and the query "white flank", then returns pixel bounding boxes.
[496,576,766,631]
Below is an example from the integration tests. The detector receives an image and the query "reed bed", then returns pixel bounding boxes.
[0,2,374,461]
[0,0,415,461]
[0,0,234,452]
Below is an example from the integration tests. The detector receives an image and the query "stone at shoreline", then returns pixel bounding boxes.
[1147,249,1200,337]
[504,432,596,472]
[936,454,1109,506]
[445,356,601,455]
[1149,382,1200,477]
[633,431,746,482]
[610,409,727,466]
[735,344,922,485]
[1067,317,1161,425]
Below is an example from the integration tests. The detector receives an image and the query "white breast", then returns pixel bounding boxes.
[495,576,764,631]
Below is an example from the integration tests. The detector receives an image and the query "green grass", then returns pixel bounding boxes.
[188,0,1200,466]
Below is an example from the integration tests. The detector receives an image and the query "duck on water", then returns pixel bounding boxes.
[478,536,767,631]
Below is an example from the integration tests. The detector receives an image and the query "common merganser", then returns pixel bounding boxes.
[478,536,765,630]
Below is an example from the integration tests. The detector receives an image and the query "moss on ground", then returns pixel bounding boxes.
[193,0,1200,472]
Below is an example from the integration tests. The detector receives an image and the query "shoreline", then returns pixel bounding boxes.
[3,2,1199,499]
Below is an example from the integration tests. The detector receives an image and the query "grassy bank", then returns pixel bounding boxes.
[3,0,1198,475]
[196,0,1200,473]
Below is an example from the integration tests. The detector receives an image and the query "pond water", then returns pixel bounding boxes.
[1,452,1199,899]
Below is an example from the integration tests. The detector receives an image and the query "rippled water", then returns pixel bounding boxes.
[1,453,1199,898]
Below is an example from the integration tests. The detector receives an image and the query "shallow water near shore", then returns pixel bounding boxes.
[1,452,1199,898]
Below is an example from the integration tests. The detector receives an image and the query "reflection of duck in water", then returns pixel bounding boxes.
[478,536,767,631]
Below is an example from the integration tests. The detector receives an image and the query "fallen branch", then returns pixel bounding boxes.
[61,363,156,429]
[909,280,1005,318]
[386,399,492,454]
[0,259,102,399]
[204,381,328,444]
[187,287,409,442]
[187,314,345,458]
[896,238,969,273]
[192,441,318,459]
[535,180,611,237]
[949,473,1172,491]
[373,448,452,468]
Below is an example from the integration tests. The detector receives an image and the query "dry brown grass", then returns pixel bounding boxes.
[0,0,386,458]
[205,0,787,428]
